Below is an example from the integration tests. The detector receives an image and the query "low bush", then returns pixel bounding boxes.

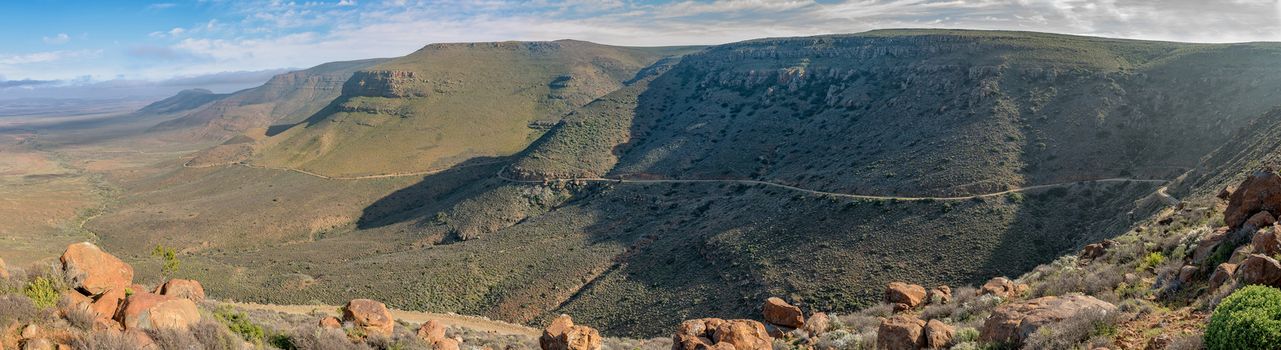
[23,276,59,308]
[1023,307,1120,350]
[1204,285,1281,350]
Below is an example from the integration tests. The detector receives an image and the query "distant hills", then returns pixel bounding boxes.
[86,29,1281,337]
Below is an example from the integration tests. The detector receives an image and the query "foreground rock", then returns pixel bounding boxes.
[885,282,927,311]
[118,292,201,331]
[157,279,206,302]
[1237,254,1281,287]
[343,299,395,336]
[762,297,804,328]
[540,315,602,350]
[924,319,955,349]
[1224,168,1281,230]
[673,318,772,350]
[1254,226,1281,256]
[979,295,1117,347]
[0,257,8,280]
[1209,263,1238,289]
[61,242,134,295]
[877,315,925,350]
[804,312,830,336]
[979,277,1026,299]
[926,285,952,305]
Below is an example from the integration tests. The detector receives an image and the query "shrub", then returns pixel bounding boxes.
[152,244,181,279]
[1204,285,1281,350]
[0,294,43,324]
[213,306,267,342]
[23,276,59,308]
[1023,307,1120,350]
[1136,252,1166,272]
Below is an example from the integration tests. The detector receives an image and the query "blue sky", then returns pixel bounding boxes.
[4,0,1281,98]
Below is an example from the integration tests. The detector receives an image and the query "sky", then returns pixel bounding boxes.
[4,0,1281,99]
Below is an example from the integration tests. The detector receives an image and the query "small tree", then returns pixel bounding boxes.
[152,244,180,280]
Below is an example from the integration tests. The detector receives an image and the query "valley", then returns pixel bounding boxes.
[5,28,1281,349]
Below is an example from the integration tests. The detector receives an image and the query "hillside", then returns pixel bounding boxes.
[247,40,698,177]
[149,58,389,142]
[79,30,1281,338]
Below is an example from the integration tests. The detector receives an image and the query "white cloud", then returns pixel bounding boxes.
[41,33,70,45]
[0,50,101,65]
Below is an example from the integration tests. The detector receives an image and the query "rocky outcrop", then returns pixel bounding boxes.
[804,313,830,336]
[1224,168,1281,229]
[1192,228,1229,265]
[1237,254,1281,287]
[927,285,952,305]
[979,295,1117,347]
[673,318,772,350]
[877,315,926,350]
[886,282,927,311]
[978,277,1026,299]
[157,279,205,302]
[342,70,428,98]
[61,242,134,295]
[540,315,602,350]
[0,257,8,280]
[418,320,459,350]
[1247,212,1278,228]
[343,299,395,336]
[118,292,201,331]
[762,297,804,328]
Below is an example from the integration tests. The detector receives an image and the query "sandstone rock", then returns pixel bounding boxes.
[1079,240,1115,260]
[1247,211,1278,229]
[712,320,772,350]
[1237,254,1281,287]
[979,295,1117,347]
[804,312,830,336]
[343,299,395,336]
[1224,169,1281,229]
[418,320,447,343]
[927,285,952,305]
[979,277,1026,299]
[0,257,9,280]
[1254,226,1281,256]
[673,318,724,350]
[924,319,955,349]
[118,292,201,331]
[885,282,927,310]
[762,297,805,328]
[90,288,126,325]
[1177,265,1199,286]
[21,324,41,339]
[158,279,206,302]
[318,316,342,329]
[540,314,603,350]
[61,242,134,295]
[877,315,925,350]
[1209,263,1238,289]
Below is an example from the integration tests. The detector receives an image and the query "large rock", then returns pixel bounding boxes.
[0,257,9,280]
[804,312,830,336]
[432,338,461,350]
[885,282,927,311]
[1224,169,1281,230]
[540,315,602,350]
[89,288,126,326]
[877,315,925,350]
[673,318,724,350]
[1237,254,1281,287]
[979,277,1026,299]
[343,299,395,337]
[1192,228,1229,265]
[157,279,205,302]
[712,320,772,350]
[762,297,804,328]
[61,242,134,295]
[1254,226,1281,256]
[979,295,1117,347]
[923,319,955,349]
[318,316,341,329]
[118,292,201,331]
[418,320,447,343]
[1247,212,1278,229]
[1209,263,1238,289]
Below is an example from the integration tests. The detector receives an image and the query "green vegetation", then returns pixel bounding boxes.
[152,244,181,279]
[1205,286,1281,350]
[23,277,59,309]
[1136,252,1166,272]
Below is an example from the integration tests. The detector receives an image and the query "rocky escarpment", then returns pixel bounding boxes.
[341,70,441,98]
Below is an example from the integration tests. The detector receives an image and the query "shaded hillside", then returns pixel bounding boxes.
[149,58,388,141]
[511,30,1281,197]
[135,88,228,115]
[249,41,698,177]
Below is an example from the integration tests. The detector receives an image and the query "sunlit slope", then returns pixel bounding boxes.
[251,40,698,177]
